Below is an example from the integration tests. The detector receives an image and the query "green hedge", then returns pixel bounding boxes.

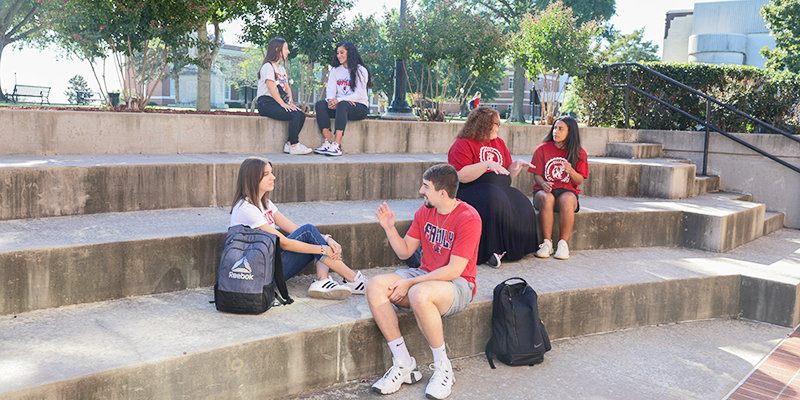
[573,62,800,134]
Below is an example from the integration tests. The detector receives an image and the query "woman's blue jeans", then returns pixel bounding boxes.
[281,224,327,280]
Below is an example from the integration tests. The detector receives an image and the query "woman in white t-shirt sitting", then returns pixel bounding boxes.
[313,41,373,156]
[230,157,367,299]
[256,38,312,155]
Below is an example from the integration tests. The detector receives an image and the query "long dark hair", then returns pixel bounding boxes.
[331,41,374,90]
[257,38,287,80]
[230,157,272,213]
[543,115,584,166]
[457,106,498,142]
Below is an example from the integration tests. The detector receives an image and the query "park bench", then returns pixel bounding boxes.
[9,84,51,104]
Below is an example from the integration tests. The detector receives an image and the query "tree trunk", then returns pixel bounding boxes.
[174,70,180,104]
[509,61,526,123]
[196,25,212,111]
[0,43,8,102]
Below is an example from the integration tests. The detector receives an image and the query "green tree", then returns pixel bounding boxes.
[601,28,660,63]
[463,0,614,122]
[0,0,62,101]
[511,1,603,124]
[64,74,92,104]
[388,0,506,121]
[761,0,800,73]
[53,0,204,109]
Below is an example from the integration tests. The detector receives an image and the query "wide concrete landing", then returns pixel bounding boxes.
[289,318,791,400]
[1,228,798,399]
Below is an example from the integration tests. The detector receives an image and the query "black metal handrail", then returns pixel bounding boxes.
[607,62,800,175]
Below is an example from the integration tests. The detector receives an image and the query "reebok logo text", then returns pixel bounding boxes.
[229,271,254,280]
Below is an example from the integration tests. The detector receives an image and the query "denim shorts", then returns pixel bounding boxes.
[393,268,474,317]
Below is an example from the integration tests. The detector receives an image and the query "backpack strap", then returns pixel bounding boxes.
[485,338,497,369]
[272,236,294,305]
[501,277,527,287]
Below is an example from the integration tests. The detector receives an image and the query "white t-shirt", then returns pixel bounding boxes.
[325,64,369,107]
[257,62,288,98]
[230,198,279,230]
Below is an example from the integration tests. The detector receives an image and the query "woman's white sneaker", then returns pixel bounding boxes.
[425,360,455,399]
[307,278,352,300]
[288,143,313,155]
[554,239,570,260]
[372,357,422,395]
[342,270,367,295]
[535,239,554,258]
[314,140,331,154]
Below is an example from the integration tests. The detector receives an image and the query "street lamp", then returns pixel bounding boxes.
[381,0,418,120]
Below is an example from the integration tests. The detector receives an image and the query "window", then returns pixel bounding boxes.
[225,85,232,101]
[491,104,497,110]
[509,77,514,89]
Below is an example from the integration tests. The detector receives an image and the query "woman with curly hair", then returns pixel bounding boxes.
[447,106,538,267]
[314,41,374,156]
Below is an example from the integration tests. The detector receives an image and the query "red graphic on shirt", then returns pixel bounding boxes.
[544,157,570,183]
[264,210,276,226]
[337,78,351,93]
[480,146,504,166]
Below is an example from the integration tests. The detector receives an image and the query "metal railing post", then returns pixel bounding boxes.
[703,100,710,176]
[625,65,630,130]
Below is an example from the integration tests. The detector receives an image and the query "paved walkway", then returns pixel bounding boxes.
[289,319,793,400]
[727,331,800,400]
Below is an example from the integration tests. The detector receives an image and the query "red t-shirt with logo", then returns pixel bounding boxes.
[528,141,589,194]
[405,200,482,297]
[448,137,512,173]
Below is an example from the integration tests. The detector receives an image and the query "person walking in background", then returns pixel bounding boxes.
[447,106,538,268]
[529,115,589,260]
[314,41,373,156]
[230,157,367,299]
[468,91,481,110]
[368,164,481,400]
[256,38,312,155]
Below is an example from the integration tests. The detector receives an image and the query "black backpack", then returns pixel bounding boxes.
[214,225,293,314]
[468,98,476,109]
[485,277,551,368]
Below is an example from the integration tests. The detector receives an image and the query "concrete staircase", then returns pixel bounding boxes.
[0,112,795,400]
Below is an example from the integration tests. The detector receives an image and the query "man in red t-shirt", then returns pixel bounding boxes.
[368,164,481,400]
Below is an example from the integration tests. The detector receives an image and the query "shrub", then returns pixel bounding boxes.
[573,62,800,134]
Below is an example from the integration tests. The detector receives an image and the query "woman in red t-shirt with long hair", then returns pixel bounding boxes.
[447,106,538,268]
[528,115,589,260]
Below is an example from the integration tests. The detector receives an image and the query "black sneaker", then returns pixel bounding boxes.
[487,253,503,268]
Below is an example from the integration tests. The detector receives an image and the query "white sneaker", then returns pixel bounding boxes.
[326,142,342,156]
[425,360,455,399]
[314,140,331,154]
[372,357,422,395]
[288,142,312,155]
[308,278,352,300]
[283,142,292,153]
[342,270,367,295]
[554,239,570,260]
[535,239,554,258]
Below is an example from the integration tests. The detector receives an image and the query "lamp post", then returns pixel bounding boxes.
[381,0,418,120]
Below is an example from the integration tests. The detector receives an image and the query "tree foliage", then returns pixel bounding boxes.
[53,0,206,109]
[388,0,506,121]
[0,0,63,101]
[761,0,800,73]
[600,28,660,63]
[511,1,603,124]
[64,74,91,104]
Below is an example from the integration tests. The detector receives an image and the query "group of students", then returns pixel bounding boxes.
[245,38,588,400]
[257,38,371,156]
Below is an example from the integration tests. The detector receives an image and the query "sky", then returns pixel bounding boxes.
[2,0,704,104]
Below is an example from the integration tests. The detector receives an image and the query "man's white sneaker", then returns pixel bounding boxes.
[425,360,455,399]
[314,140,331,154]
[554,239,570,260]
[288,143,312,155]
[326,142,342,156]
[307,278,352,300]
[372,357,422,395]
[342,270,367,295]
[535,239,554,258]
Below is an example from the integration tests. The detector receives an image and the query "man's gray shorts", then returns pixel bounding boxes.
[393,268,475,317]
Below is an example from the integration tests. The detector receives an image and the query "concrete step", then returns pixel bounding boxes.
[0,194,768,316]
[1,154,720,221]
[605,142,664,159]
[2,228,799,400]
[765,211,786,235]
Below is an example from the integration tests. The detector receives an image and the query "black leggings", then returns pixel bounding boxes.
[257,96,306,145]
[315,100,368,134]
